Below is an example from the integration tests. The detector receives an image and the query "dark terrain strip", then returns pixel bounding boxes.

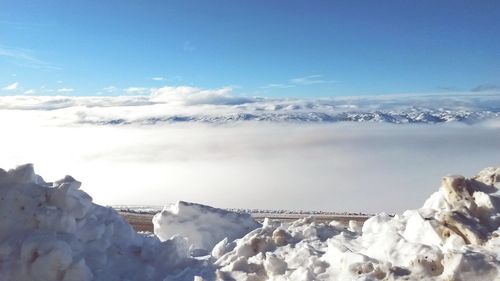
[119,211,371,233]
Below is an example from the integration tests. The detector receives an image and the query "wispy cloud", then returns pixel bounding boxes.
[102,86,118,93]
[183,41,196,52]
[262,74,335,90]
[0,45,60,70]
[0,20,55,30]
[24,89,36,95]
[2,82,19,91]
[152,77,165,81]
[290,74,336,85]
[436,86,460,92]
[57,88,74,93]
[260,83,296,89]
[471,84,500,92]
[125,87,151,95]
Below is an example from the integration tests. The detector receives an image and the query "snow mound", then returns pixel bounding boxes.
[1,164,499,281]
[215,166,500,281]
[0,164,210,281]
[153,201,260,252]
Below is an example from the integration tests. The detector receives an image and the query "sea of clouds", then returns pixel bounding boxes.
[0,89,499,213]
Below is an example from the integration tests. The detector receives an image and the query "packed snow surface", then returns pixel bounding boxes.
[153,201,260,252]
[0,164,499,280]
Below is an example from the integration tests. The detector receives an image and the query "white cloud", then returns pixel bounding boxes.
[24,89,35,94]
[0,90,497,124]
[262,75,336,89]
[152,77,165,81]
[183,41,196,52]
[151,86,252,105]
[3,82,19,90]
[290,75,335,85]
[260,83,296,89]
[102,86,117,93]
[125,87,151,95]
[0,91,498,212]
[0,120,497,213]
[57,88,74,93]
[0,45,61,70]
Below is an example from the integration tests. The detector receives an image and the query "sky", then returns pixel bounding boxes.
[0,1,500,212]
[1,0,500,97]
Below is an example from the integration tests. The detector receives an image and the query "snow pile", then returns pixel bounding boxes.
[0,164,210,281]
[1,164,499,281]
[214,167,500,281]
[153,201,260,252]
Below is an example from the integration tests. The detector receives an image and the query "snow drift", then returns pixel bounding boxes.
[214,167,500,281]
[153,201,260,252]
[0,164,210,281]
[0,164,499,281]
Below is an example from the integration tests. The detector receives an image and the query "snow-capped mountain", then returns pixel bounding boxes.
[87,109,499,125]
[0,92,499,125]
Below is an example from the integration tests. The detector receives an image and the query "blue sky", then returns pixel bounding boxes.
[1,0,499,97]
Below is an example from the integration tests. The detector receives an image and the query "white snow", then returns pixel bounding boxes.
[214,168,500,281]
[1,164,499,280]
[0,164,210,281]
[153,201,260,252]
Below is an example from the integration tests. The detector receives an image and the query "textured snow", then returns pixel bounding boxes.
[0,164,210,281]
[1,164,499,280]
[153,201,260,252]
[213,167,500,281]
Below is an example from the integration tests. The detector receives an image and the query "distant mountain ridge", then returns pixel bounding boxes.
[1,92,499,125]
[87,109,500,125]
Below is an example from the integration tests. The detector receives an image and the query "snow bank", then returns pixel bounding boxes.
[0,164,210,281]
[1,164,499,281]
[214,167,500,281]
[153,201,260,252]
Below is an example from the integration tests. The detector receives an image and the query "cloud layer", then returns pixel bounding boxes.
[0,90,499,212]
[0,86,500,212]
[0,89,499,126]
[0,121,498,213]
